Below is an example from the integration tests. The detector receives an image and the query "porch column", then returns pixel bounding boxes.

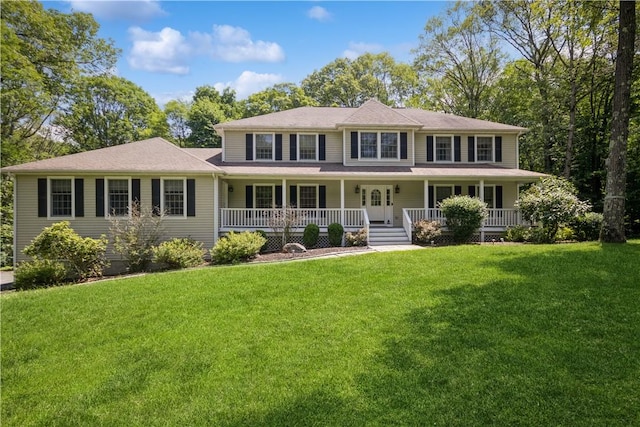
[424,179,429,216]
[282,178,287,209]
[340,179,345,226]
[479,179,485,242]
[213,174,219,243]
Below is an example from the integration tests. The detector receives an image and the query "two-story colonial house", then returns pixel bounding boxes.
[4,99,545,265]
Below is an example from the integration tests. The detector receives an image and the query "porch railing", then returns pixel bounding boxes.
[220,208,367,230]
[403,208,522,229]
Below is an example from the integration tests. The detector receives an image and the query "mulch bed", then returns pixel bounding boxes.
[249,246,372,263]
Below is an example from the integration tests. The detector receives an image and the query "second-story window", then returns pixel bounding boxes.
[255,133,274,160]
[435,136,453,162]
[476,136,494,162]
[360,132,378,159]
[359,131,400,160]
[381,133,398,159]
[298,134,317,161]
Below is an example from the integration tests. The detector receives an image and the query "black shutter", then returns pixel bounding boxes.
[275,185,283,207]
[132,179,141,205]
[37,178,47,217]
[152,178,161,215]
[400,132,408,159]
[95,178,105,217]
[468,185,476,197]
[428,185,435,208]
[289,185,297,206]
[427,136,434,162]
[319,134,326,161]
[350,132,358,159]
[187,179,196,217]
[245,185,253,208]
[319,185,326,208]
[468,136,475,162]
[245,134,253,160]
[275,134,283,160]
[496,185,503,209]
[454,185,462,196]
[74,178,84,217]
[289,134,297,160]
[495,136,502,162]
[454,136,461,162]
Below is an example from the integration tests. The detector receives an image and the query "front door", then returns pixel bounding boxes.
[362,185,393,226]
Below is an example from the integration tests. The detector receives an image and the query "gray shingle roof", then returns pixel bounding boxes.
[3,138,221,174]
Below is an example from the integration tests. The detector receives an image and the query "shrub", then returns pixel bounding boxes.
[302,224,320,248]
[23,221,108,280]
[255,229,270,253]
[153,238,205,270]
[440,196,488,243]
[345,228,368,247]
[211,231,266,264]
[505,225,530,242]
[570,212,604,241]
[555,226,575,242]
[109,202,164,272]
[328,223,344,247]
[14,259,66,290]
[413,220,442,245]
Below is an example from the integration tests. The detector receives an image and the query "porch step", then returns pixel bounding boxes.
[368,227,411,246]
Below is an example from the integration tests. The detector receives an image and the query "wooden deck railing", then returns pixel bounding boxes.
[220,208,368,230]
[403,208,522,228]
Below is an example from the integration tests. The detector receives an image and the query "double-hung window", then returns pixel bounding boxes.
[255,185,274,209]
[435,186,453,205]
[475,185,495,208]
[360,131,400,160]
[50,178,73,217]
[476,136,494,162]
[298,185,318,209]
[435,136,453,162]
[298,134,318,161]
[107,178,130,216]
[163,179,185,216]
[255,133,274,160]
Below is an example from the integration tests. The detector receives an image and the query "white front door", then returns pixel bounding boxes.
[362,185,393,226]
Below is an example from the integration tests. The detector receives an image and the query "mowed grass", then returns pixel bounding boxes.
[2,242,640,426]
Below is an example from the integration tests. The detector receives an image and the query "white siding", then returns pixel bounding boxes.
[415,132,519,168]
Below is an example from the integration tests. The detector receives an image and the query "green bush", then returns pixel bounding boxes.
[505,225,530,242]
[255,229,270,253]
[555,226,575,242]
[211,231,266,264]
[413,219,442,244]
[154,238,205,270]
[302,224,320,248]
[23,221,108,280]
[328,223,344,247]
[14,259,66,290]
[440,196,488,243]
[570,212,604,241]
[345,228,368,247]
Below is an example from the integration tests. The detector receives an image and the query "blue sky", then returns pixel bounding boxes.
[44,1,450,106]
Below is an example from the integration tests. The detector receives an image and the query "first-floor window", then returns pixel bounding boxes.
[435,186,453,205]
[255,133,274,160]
[298,134,317,161]
[476,136,494,162]
[436,136,453,162]
[108,179,129,216]
[163,179,184,216]
[255,185,274,208]
[50,178,72,217]
[298,186,317,209]
[475,186,495,208]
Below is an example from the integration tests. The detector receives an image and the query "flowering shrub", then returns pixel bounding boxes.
[345,228,368,247]
[440,196,488,243]
[413,220,442,245]
[211,231,266,264]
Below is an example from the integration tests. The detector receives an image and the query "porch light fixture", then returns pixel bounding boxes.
[228,185,234,193]
[355,185,360,194]
[395,184,400,194]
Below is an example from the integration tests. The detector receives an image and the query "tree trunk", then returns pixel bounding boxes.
[600,1,635,243]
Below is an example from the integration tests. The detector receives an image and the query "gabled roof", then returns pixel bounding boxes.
[3,137,221,174]
[214,99,527,133]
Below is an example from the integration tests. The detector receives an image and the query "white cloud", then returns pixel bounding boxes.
[343,42,385,60]
[127,27,192,74]
[67,0,167,21]
[205,25,285,63]
[153,91,195,109]
[215,71,283,100]
[307,6,331,22]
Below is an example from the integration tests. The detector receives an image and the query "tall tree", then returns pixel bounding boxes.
[413,1,505,118]
[164,100,192,147]
[241,83,317,117]
[0,0,118,159]
[600,1,636,243]
[55,75,167,150]
[186,86,239,147]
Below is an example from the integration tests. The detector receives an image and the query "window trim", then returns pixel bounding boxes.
[434,135,454,163]
[297,184,319,209]
[161,177,187,218]
[297,133,319,162]
[254,184,276,209]
[358,130,401,161]
[475,135,495,163]
[47,177,75,219]
[104,177,132,218]
[254,132,275,161]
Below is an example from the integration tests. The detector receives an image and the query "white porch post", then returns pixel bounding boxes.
[213,174,219,243]
[479,179,485,242]
[340,179,345,225]
[282,178,287,208]
[424,179,429,217]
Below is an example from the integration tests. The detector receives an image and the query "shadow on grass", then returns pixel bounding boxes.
[220,244,640,426]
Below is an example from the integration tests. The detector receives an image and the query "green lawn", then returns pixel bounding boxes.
[2,242,640,426]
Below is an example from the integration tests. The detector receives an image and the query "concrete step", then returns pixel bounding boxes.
[368,228,411,245]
